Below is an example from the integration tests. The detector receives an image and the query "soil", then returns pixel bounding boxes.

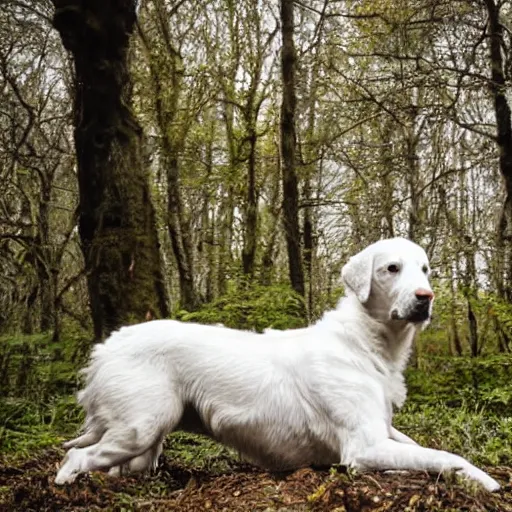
[1,449,511,511]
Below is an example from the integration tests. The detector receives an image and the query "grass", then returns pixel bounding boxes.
[0,395,82,459]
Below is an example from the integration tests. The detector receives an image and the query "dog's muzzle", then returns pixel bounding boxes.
[391,293,433,323]
[405,301,431,323]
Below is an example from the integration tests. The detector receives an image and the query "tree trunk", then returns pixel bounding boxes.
[302,58,320,317]
[22,284,38,335]
[51,267,61,342]
[217,186,234,297]
[242,131,258,278]
[485,0,512,297]
[280,0,305,298]
[449,266,463,356]
[52,0,168,340]
[37,179,54,332]
[380,119,396,238]
[218,77,237,296]
[303,178,313,313]
[138,0,199,312]
[404,108,421,243]
[260,157,281,286]
[167,153,198,311]
[202,119,216,302]
[463,236,479,357]
[468,299,479,357]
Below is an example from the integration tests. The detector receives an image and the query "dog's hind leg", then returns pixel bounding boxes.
[107,438,164,477]
[63,428,103,449]
[353,439,500,491]
[55,419,165,485]
[56,392,184,485]
[389,426,417,445]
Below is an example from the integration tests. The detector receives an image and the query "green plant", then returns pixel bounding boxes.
[395,402,512,466]
[405,354,512,414]
[178,282,306,332]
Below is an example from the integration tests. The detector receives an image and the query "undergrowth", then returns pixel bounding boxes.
[177,283,307,332]
[395,404,512,466]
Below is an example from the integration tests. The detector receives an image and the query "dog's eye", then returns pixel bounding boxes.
[422,265,429,274]
[387,264,400,273]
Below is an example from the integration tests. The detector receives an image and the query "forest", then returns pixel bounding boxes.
[0,0,511,510]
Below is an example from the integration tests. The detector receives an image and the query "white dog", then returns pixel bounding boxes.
[55,238,500,491]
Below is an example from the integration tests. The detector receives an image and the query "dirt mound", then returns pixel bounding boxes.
[1,450,510,511]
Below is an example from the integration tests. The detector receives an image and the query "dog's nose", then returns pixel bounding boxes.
[415,288,434,301]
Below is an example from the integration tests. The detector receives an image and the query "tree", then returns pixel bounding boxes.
[484,0,512,300]
[52,0,168,340]
[137,0,201,312]
[280,0,305,298]
[2,0,511,354]
[0,0,81,338]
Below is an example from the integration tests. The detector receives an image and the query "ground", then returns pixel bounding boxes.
[1,446,511,512]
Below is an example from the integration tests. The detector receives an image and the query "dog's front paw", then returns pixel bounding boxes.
[457,465,500,492]
[55,448,83,485]
[107,465,122,477]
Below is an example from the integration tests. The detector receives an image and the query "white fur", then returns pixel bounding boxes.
[55,238,500,491]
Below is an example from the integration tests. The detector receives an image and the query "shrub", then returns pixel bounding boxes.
[178,283,307,332]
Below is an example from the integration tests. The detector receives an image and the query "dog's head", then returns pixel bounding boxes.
[341,238,434,326]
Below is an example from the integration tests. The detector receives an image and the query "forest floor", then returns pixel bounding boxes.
[1,447,511,512]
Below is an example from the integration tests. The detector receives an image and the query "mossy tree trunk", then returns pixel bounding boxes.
[52,0,168,340]
[484,0,512,308]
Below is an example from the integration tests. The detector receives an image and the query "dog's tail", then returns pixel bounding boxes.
[67,342,117,447]
[68,326,165,449]
[76,341,116,408]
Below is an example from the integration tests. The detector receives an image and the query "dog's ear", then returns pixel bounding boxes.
[341,249,374,303]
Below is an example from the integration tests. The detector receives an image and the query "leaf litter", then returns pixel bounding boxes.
[0,449,511,511]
